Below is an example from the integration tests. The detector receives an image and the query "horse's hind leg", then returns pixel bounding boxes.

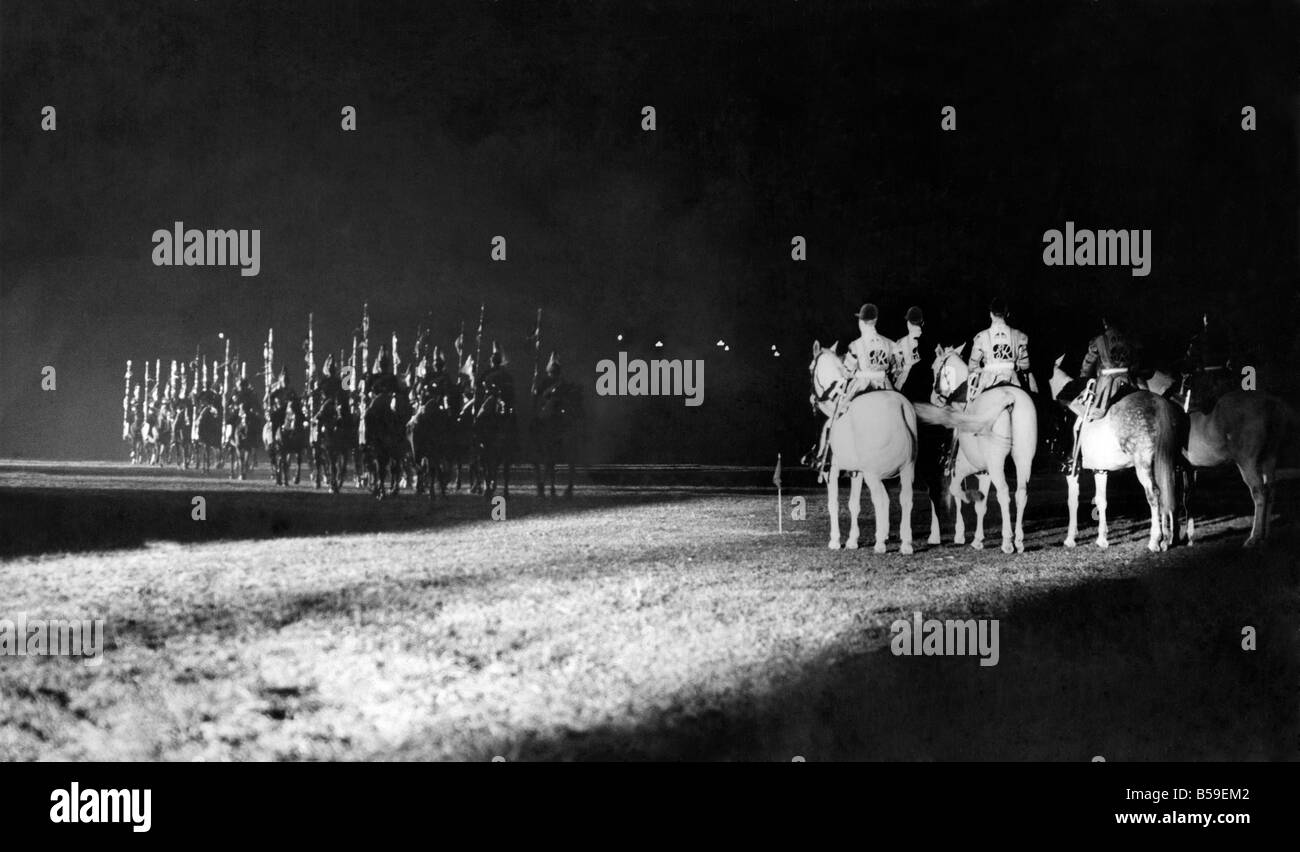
[971,473,992,550]
[864,474,889,553]
[1094,470,1110,548]
[898,464,915,555]
[988,457,1015,554]
[845,474,863,550]
[1239,462,1269,548]
[1134,459,1163,552]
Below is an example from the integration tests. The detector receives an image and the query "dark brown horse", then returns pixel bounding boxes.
[529,381,584,498]
[1178,369,1299,547]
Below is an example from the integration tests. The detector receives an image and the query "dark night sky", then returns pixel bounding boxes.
[2,0,1297,462]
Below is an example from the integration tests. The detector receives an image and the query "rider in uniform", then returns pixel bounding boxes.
[425,347,456,409]
[535,352,563,400]
[967,297,1036,397]
[479,342,516,415]
[891,305,931,401]
[1077,315,1143,420]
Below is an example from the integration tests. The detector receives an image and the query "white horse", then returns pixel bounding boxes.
[912,346,1038,553]
[809,342,918,553]
[1050,355,1184,552]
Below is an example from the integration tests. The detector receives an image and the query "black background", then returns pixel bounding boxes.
[2,0,1297,462]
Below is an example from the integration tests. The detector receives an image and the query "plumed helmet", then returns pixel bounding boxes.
[905,305,924,326]
[855,303,879,322]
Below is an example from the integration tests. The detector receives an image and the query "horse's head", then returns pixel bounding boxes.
[1048,353,1071,400]
[809,341,845,410]
[930,345,968,405]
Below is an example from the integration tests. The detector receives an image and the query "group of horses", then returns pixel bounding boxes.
[125,378,586,502]
[809,342,1297,554]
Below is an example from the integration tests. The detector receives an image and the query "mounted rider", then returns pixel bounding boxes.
[967,297,1036,397]
[479,341,516,415]
[419,347,457,410]
[1066,315,1145,474]
[367,345,400,399]
[810,303,895,478]
[1077,315,1144,420]
[535,351,563,399]
[845,303,897,395]
[891,305,931,402]
[315,354,347,414]
[229,376,260,422]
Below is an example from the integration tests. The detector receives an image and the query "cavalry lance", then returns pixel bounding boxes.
[360,302,370,400]
[530,308,543,396]
[122,360,133,441]
[473,303,485,404]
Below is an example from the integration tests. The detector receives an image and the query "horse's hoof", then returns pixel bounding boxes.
[846,538,859,550]
[971,540,984,551]
[1063,537,1076,548]
[1001,542,1014,554]
[1015,542,1025,554]
[1243,536,1261,549]
[928,534,941,545]
[873,542,887,554]
[900,543,914,555]
[954,535,966,546]
[1096,538,1109,549]
[827,540,840,550]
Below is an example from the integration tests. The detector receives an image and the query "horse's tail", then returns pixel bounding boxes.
[1152,396,1182,532]
[913,401,1009,435]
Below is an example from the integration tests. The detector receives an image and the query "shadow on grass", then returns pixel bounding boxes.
[0,477,705,559]
[479,529,1300,761]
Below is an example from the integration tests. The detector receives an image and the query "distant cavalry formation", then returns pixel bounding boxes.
[809,300,1298,551]
[121,304,585,500]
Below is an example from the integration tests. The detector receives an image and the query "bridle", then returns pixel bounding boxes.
[931,350,963,407]
[809,351,845,407]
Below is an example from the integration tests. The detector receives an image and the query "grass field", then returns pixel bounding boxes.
[1,461,1297,761]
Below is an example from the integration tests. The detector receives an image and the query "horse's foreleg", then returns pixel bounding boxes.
[898,464,915,555]
[826,467,841,549]
[1094,470,1110,548]
[1065,473,1079,546]
[948,472,967,545]
[845,474,862,549]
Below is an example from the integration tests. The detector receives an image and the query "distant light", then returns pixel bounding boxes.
[616,333,623,342]
[770,344,776,350]
[654,340,664,348]
[218,332,225,339]
[774,351,781,357]
[716,339,725,347]
[724,345,730,352]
